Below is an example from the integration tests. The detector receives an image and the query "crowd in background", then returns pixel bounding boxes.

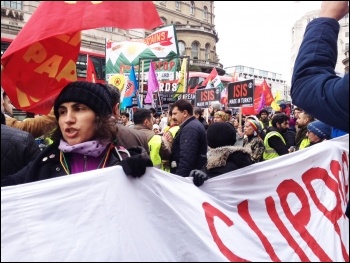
[1,1,348,219]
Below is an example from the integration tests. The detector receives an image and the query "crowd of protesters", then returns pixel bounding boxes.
[1,1,348,220]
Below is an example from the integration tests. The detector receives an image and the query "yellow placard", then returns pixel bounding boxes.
[108,74,125,91]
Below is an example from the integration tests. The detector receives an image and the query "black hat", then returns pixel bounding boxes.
[207,122,236,148]
[54,81,112,120]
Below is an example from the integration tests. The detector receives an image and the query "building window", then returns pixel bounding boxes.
[190,1,195,15]
[345,43,349,51]
[191,42,199,59]
[1,1,22,9]
[203,6,208,20]
[178,41,186,56]
[259,70,268,78]
[205,43,210,60]
[345,32,349,37]
[161,17,167,26]
[175,1,180,10]
[98,27,113,32]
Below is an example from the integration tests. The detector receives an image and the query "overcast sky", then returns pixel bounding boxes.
[215,1,322,82]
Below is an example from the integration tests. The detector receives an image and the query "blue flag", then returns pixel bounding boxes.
[121,64,139,108]
[129,64,140,107]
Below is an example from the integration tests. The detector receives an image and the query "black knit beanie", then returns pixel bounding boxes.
[207,122,237,148]
[54,81,112,120]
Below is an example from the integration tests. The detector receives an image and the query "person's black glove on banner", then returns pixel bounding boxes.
[189,169,208,187]
[121,155,153,178]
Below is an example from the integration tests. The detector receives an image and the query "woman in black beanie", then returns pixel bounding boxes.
[2,81,152,186]
[190,122,253,186]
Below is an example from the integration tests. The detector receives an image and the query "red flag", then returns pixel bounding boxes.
[1,1,162,114]
[188,84,199,94]
[86,56,96,83]
[241,106,255,115]
[258,80,274,106]
[202,68,219,87]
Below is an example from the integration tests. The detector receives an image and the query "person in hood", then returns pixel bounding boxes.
[189,122,253,187]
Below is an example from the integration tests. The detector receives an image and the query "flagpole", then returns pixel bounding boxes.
[86,54,89,82]
[157,90,163,113]
[239,106,242,133]
[141,60,145,108]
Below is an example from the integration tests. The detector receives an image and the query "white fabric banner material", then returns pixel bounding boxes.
[1,135,349,262]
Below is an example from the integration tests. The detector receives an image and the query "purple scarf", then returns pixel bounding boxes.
[59,140,110,174]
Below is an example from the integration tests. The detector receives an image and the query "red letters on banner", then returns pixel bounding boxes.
[200,90,215,102]
[203,158,349,261]
[233,83,248,98]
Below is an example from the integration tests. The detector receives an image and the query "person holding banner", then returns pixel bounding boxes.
[306,120,332,146]
[1,81,153,187]
[190,122,252,187]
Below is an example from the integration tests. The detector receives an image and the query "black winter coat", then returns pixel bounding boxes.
[1,140,147,187]
[205,146,253,178]
[170,116,207,177]
[1,124,40,180]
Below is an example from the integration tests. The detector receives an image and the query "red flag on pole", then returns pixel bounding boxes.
[202,68,219,87]
[86,55,96,83]
[255,80,274,106]
[1,1,162,114]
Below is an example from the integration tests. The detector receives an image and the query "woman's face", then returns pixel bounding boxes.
[244,123,254,136]
[58,102,97,145]
[213,115,225,123]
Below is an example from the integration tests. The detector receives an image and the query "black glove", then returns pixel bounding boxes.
[189,169,208,187]
[120,154,153,178]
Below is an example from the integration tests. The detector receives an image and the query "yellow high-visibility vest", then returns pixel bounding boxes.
[263,131,286,160]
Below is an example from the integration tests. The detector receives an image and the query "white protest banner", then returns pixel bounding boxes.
[1,135,349,262]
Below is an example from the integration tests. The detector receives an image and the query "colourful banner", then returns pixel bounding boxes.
[2,136,349,261]
[106,25,179,80]
[1,1,162,114]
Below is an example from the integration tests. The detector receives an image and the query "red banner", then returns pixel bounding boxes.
[1,1,162,114]
[255,80,274,106]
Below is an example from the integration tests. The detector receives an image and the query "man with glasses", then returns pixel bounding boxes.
[263,113,291,161]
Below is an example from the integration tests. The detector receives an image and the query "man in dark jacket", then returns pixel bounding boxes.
[1,112,41,180]
[291,1,349,133]
[169,99,207,177]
